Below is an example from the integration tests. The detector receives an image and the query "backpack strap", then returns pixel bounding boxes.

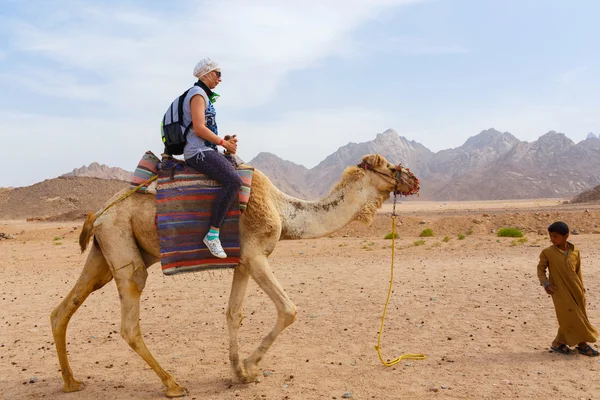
[178,88,193,138]
[178,89,191,125]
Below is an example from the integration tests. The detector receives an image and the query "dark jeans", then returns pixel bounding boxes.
[185,150,242,228]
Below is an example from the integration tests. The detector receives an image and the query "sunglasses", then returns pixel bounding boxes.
[213,70,222,78]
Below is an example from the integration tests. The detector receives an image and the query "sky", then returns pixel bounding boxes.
[1,0,599,187]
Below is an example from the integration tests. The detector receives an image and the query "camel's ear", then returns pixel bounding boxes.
[362,154,384,168]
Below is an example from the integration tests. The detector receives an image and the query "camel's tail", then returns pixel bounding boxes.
[79,212,97,253]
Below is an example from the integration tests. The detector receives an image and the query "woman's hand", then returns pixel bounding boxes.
[222,135,238,154]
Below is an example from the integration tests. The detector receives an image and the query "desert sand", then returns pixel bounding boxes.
[1,199,600,399]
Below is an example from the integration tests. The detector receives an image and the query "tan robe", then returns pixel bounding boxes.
[537,242,598,345]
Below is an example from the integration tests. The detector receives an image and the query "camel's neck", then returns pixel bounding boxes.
[276,175,383,239]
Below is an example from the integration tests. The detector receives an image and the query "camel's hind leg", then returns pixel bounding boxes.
[226,265,250,382]
[242,254,297,381]
[106,250,185,398]
[50,242,113,393]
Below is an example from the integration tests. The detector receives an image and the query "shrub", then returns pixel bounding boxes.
[413,240,426,246]
[420,228,434,237]
[384,232,400,240]
[457,234,466,240]
[497,228,523,238]
[511,238,528,246]
[53,236,62,241]
[466,228,474,235]
[442,236,451,242]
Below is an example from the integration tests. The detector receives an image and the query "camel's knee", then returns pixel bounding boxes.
[50,308,60,329]
[280,305,297,327]
[50,300,75,330]
[120,327,142,350]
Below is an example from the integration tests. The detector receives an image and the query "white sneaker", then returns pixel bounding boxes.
[203,235,227,259]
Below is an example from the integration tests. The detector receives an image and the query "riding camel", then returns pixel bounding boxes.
[50,154,419,397]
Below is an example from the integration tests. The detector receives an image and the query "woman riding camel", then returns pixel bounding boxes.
[181,58,242,258]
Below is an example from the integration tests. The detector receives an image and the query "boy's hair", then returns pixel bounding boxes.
[548,221,569,236]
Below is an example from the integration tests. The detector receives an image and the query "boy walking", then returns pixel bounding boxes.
[537,221,599,356]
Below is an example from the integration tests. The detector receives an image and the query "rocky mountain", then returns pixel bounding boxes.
[249,128,600,201]
[248,152,312,199]
[62,162,132,181]
[9,128,595,204]
[304,129,434,197]
[428,129,520,176]
[424,130,600,200]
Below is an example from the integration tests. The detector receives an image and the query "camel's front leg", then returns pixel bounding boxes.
[226,266,250,382]
[244,255,297,380]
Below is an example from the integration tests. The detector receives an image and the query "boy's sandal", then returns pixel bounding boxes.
[576,345,599,357]
[550,344,573,355]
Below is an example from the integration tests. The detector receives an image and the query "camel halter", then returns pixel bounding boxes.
[356,161,419,196]
[357,162,427,365]
[356,161,403,184]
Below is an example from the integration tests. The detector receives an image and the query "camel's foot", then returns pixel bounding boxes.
[231,370,254,384]
[230,359,251,384]
[165,382,186,398]
[62,378,85,393]
[242,358,260,383]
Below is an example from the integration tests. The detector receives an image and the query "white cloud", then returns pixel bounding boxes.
[2,0,437,186]
[7,0,427,111]
[558,65,589,84]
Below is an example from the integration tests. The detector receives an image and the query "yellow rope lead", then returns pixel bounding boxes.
[94,175,158,220]
[374,215,426,366]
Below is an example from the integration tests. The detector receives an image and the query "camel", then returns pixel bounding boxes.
[50,154,419,397]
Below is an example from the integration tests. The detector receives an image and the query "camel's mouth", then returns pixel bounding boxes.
[394,167,420,196]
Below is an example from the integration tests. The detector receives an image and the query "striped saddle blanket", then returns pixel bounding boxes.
[155,157,254,276]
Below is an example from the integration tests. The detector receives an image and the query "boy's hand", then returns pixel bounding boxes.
[544,284,557,295]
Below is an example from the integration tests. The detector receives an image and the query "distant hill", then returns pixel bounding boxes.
[0,177,129,220]
[62,162,132,181]
[570,184,600,204]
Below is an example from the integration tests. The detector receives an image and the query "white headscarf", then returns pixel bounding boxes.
[193,58,220,79]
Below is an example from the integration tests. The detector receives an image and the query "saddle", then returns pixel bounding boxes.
[130,151,254,276]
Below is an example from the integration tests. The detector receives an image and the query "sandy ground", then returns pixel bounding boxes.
[1,200,600,400]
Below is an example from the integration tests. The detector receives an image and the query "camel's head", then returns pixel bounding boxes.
[358,154,420,196]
